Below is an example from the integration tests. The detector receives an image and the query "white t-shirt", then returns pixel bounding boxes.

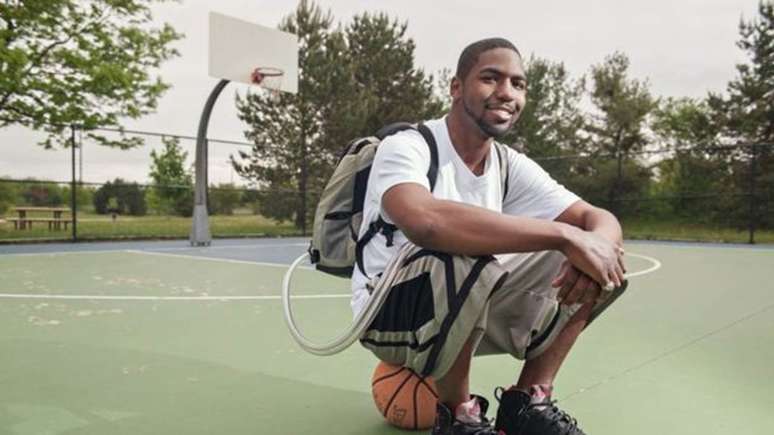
[350,117,580,315]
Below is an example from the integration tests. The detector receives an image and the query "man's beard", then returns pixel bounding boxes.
[462,96,514,139]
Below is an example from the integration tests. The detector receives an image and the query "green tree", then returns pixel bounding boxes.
[234,1,347,231]
[209,183,241,215]
[709,1,774,145]
[433,68,453,113]
[587,52,657,156]
[61,183,95,210]
[708,1,774,229]
[148,136,192,216]
[651,154,731,222]
[652,98,730,222]
[570,158,652,217]
[585,52,657,216]
[502,56,585,157]
[653,98,721,147]
[0,180,18,214]
[0,0,182,148]
[93,178,146,215]
[233,1,443,232]
[19,181,64,206]
[500,56,586,188]
[344,12,444,137]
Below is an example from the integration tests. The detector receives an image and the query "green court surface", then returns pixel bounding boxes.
[1,240,772,434]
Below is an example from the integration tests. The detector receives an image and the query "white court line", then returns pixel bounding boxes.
[0,252,660,302]
[623,252,661,278]
[150,243,308,252]
[124,249,313,269]
[0,249,134,258]
[625,241,774,252]
[129,250,661,276]
[0,243,307,258]
[0,293,349,301]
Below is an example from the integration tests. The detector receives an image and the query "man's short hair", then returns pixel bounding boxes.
[455,38,521,81]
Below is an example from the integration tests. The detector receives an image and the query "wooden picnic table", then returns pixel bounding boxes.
[9,206,71,230]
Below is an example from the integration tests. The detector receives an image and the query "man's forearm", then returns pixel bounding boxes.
[385,185,624,286]
[582,207,623,245]
[405,198,574,256]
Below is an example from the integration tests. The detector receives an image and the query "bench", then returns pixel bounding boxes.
[8,206,71,230]
[7,217,70,231]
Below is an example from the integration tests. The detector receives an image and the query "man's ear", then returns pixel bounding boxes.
[450,76,462,101]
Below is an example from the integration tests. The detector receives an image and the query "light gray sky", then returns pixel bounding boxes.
[0,0,762,185]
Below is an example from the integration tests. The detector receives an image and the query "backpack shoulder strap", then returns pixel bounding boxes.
[416,123,439,191]
[354,122,439,277]
[374,122,416,139]
[493,142,510,201]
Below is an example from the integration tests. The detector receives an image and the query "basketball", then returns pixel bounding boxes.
[371,361,438,430]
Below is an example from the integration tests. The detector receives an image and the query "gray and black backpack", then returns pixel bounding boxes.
[308,122,509,278]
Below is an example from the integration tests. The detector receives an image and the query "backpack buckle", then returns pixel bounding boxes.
[308,242,320,264]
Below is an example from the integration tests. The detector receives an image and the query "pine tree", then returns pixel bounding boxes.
[233,1,443,232]
[709,1,774,144]
[587,52,657,157]
[344,12,443,137]
[708,1,774,230]
[233,0,349,231]
[583,52,657,216]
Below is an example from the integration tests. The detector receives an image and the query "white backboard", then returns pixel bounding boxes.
[209,12,298,94]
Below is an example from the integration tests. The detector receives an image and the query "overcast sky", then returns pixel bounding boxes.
[0,0,763,185]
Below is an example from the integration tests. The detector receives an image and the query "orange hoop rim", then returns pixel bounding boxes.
[251,67,284,85]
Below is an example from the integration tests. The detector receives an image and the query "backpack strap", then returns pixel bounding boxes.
[355,122,439,277]
[417,123,439,191]
[375,122,415,139]
[494,142,509,201]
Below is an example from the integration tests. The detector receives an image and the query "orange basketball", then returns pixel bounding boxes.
[371,361,438,430]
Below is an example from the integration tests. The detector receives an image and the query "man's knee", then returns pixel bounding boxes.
[586,279,628,324]
[497,250,565,296]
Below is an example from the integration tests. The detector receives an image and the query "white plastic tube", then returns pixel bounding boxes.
[281,253,387,356]
[282,251,649,356]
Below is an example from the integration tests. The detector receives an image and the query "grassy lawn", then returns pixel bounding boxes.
[0,210,299,243]
[1,210,772,245]
[622,218,774,244]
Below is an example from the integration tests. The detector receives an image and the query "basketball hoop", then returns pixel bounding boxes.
[251,67,285,101]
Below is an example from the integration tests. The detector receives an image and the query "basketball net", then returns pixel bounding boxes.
[251,67,284,102]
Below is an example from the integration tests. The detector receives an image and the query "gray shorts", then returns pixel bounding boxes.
[359,243,626,379]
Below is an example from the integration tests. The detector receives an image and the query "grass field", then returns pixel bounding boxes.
[1,211,773,245]
[0,211,297,242]
[622,218,774,244]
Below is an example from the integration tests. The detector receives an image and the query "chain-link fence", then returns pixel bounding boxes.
[0,125,299,242]
[533,142,773,244]
[1,125,771,244]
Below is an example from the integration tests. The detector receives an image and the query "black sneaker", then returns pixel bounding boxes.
[493,388,586,435]
[431,395,498,435]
